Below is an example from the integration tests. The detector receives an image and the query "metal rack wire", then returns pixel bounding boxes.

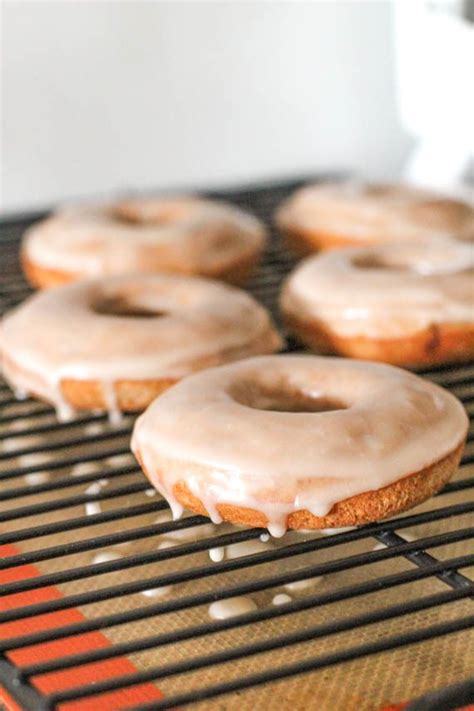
[0,178,473,711]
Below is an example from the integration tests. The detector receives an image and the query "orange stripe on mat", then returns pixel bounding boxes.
[0,687,23,711]
[8,543,472,711]
[0,543,164,710]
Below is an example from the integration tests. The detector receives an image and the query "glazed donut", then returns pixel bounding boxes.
[276,181,474,254]
[1,274,282,420]
[280,239,474,367]
[22,196,266,288]
[132,355,467,534]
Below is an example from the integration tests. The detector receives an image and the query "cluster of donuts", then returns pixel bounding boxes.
[278,182,474,366]
[6,197,280,419]
[2,182,471,535]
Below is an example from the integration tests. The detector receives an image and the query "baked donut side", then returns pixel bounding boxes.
[282,314,474,367]
[21,254,80,289]
[281,225,374,256]
[2,327,280,416]
[21,197,266,288]
[1,274,282,419]
[280,241,474,367]
[276,181,474,255]
[2,350,179,415]
[21,247,261,290]
[131,355,468,533]
[135,443,463,530]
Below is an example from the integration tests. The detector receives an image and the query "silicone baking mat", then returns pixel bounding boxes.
[0,178,473,710]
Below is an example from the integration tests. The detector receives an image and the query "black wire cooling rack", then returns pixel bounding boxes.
[0,178,473,711]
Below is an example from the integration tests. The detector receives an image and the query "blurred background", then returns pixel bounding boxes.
[1,0,473,213]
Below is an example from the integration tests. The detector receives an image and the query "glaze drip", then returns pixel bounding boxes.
[1,273,282,419]
[131,355,468,533]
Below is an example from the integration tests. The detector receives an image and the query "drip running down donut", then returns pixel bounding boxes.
[22,196,266,288]
[1,274,282,421]
[132,355,467,535]
[275,181,474,255]
[280,239,474,367]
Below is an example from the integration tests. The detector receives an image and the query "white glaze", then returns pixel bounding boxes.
[1,434,42,454]
[1,273,281,418]
[18,453,50,469]
[141,585,173,598]
[272,593,292,606]
[225,539,274,559]
[277,181,474,242]
[71,462,102,477]
[92,551,122,564]
[208,597,258,620]
[281,240,474,338]
[284,576,323,592]
[85,501,101,516]
[24,471,50,485]
[267,522,287,538]
[105,454,134,468]
[84,421,106,436]
[84,479,108,517]
[7,421,30,433]
[209,538,273,562]
[23,197,266,278]
[209,547,225,563]
[85,482,104,496]
[0,438,19,454]
[103,385,122,425]
[132,355,468,534]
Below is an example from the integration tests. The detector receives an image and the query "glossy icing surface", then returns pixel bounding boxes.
[1,274,282,418]
[281,240,474,338]
[277,182,474,242]
[132,355,467,531]
[23,196,266,277]
[208,597,258,619]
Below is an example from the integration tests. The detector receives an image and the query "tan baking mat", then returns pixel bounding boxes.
[1,412,472,711]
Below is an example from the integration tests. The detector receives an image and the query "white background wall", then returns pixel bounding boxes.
[1,0,411,212]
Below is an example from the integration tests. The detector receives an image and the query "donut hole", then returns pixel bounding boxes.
[93,296,166,319]
[407,199,470,229]
[232,383,347,413]
[352,254,418,272]
[209,227,239,251]
[364,184,396,198]
[111,199,197,226]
